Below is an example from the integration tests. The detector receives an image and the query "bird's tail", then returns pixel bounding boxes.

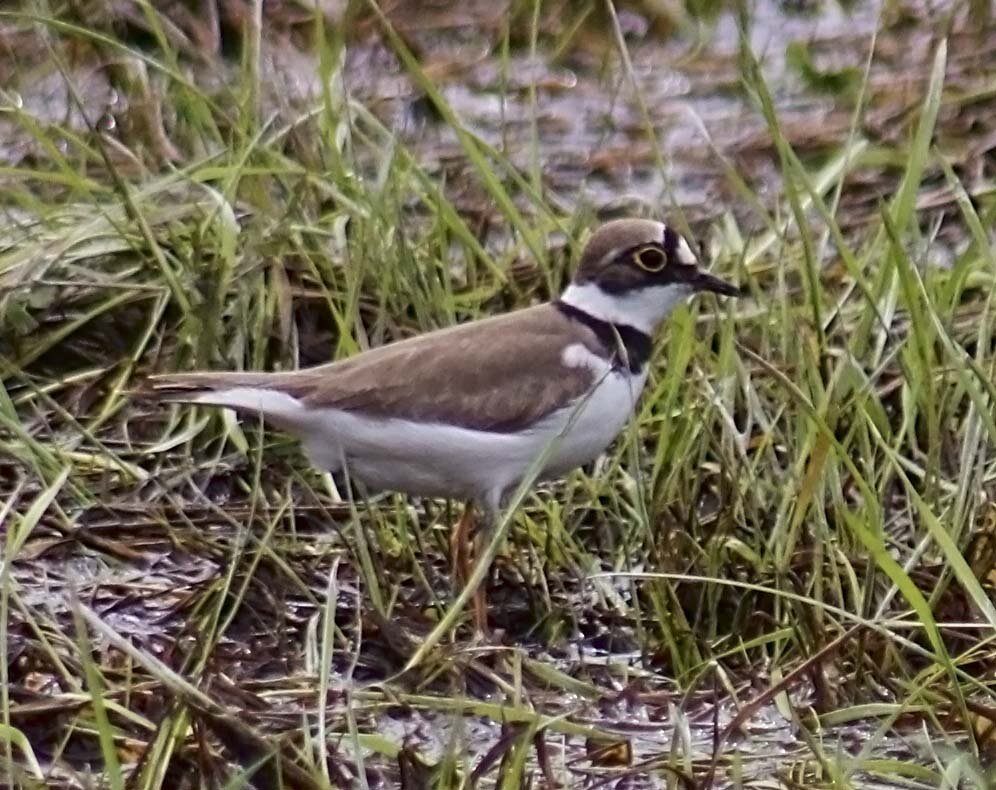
[139,372,306,424]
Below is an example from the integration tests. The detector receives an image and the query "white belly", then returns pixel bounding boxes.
[534,366,648,478]
[300,365,647,511]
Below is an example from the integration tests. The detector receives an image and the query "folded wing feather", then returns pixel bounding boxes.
[144,303,608,434]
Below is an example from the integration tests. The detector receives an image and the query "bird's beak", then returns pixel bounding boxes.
[692,270,743,297]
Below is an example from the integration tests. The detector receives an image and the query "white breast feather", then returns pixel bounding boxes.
[540,343,648,476]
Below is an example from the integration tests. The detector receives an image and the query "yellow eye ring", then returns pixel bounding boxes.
[633,245,667,272]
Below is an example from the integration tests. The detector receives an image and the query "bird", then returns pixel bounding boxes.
[144,218,741,631]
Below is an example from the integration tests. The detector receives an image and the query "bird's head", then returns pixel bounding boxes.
[561,218,741,333]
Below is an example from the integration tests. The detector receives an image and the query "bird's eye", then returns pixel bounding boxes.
[632,246,667,272]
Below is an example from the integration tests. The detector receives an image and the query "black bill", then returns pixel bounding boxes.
[692,270,744,297]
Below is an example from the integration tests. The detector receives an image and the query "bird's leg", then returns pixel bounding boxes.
[450,501,475,588]
[469,502,503,637]
[449,501,491,635]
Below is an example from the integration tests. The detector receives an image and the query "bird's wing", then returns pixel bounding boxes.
[145,304,605,434]
[295,304,601,432]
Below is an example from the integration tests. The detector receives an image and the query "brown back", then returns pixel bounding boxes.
[281,303,608,432]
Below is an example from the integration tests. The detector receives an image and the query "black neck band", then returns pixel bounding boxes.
[554,300,652,374]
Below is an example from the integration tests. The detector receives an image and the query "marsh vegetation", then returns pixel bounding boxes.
[2,0,996,787]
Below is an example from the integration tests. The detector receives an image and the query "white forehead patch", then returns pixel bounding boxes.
[674,234,698,265]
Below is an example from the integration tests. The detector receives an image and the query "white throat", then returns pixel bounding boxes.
[559,281,691,334]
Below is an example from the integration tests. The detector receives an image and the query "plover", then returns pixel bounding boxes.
[146,219,740,629]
